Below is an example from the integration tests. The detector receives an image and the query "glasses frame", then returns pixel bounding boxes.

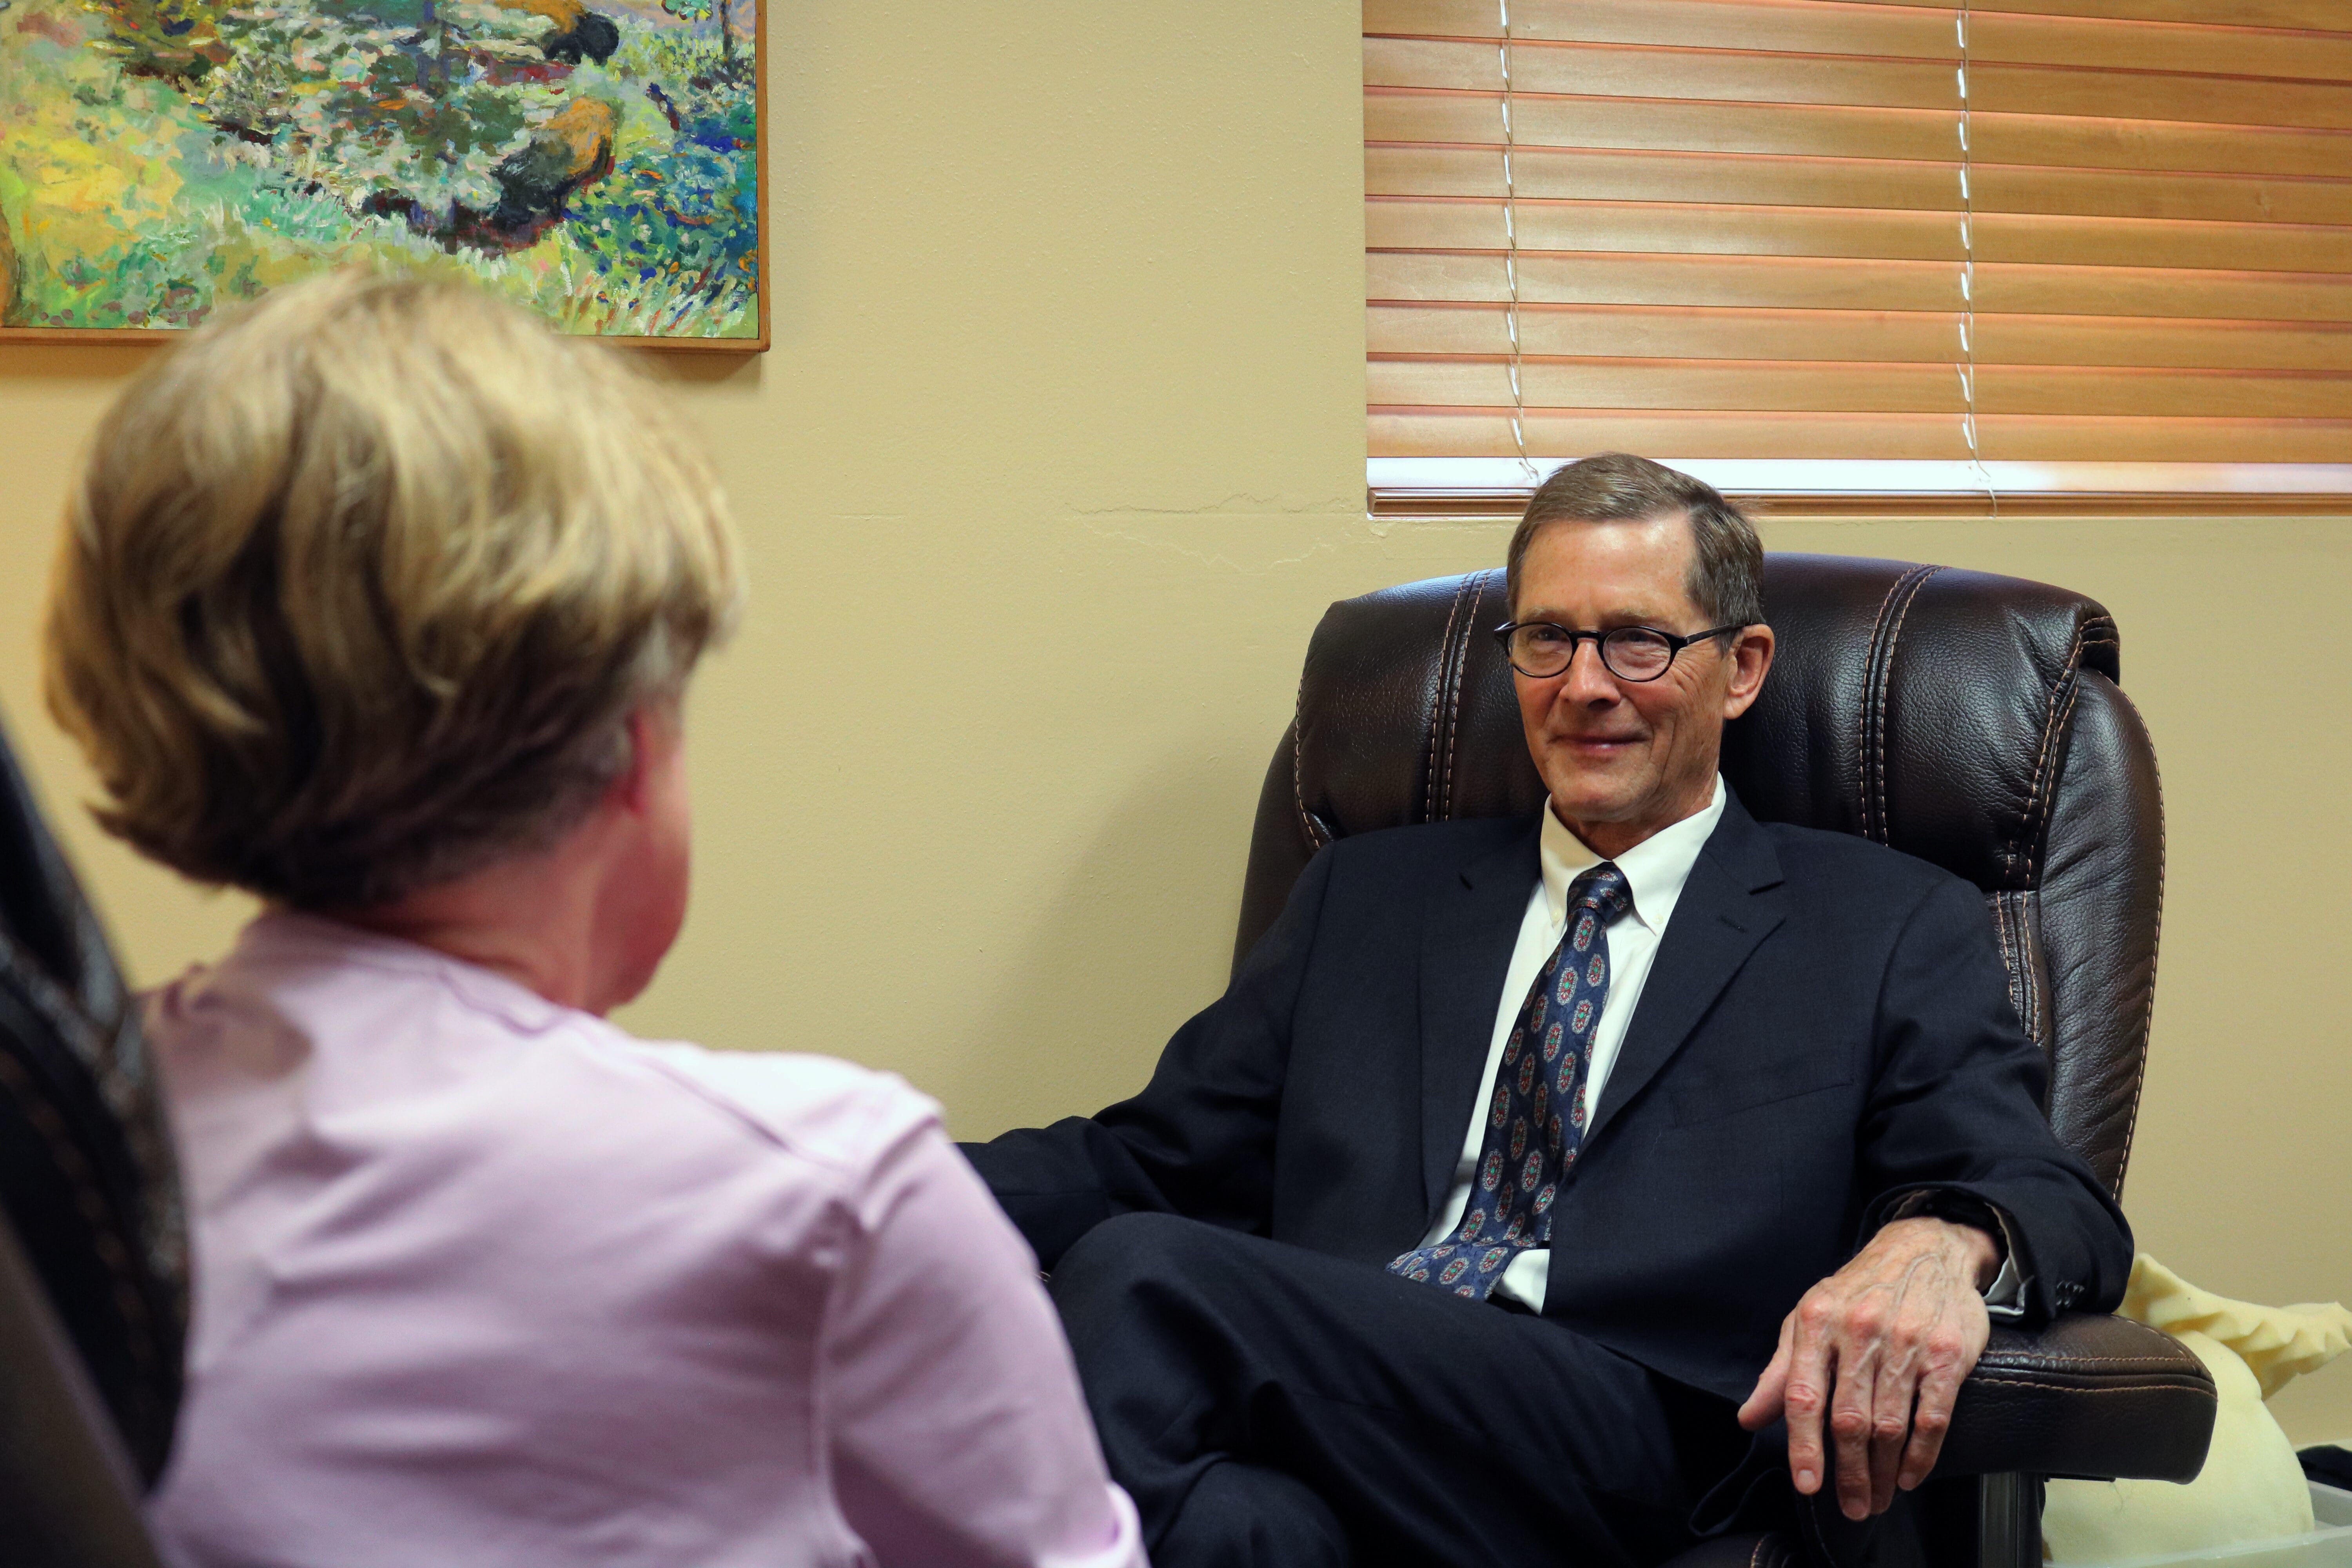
[1491,621,1748,683]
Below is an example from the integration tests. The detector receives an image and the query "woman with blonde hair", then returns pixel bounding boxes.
[46,271,1145,1568]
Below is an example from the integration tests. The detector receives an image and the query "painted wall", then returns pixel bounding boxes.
[2,0,2348,1445]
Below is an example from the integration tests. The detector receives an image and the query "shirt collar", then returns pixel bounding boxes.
[228,908,570,1035]
[1538,775,1727,936]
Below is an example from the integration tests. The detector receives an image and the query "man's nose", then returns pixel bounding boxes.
[1563,638,1622,704]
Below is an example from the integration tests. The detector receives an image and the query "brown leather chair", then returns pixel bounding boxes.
[0,711,182,1567]
[1232,555,2216,1566]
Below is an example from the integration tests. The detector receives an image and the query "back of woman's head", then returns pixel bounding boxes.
[45,270,743,911]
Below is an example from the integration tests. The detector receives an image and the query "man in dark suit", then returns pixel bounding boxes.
[965,455,2132,1567]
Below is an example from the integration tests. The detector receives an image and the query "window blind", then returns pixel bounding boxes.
[1364,0,2352,512]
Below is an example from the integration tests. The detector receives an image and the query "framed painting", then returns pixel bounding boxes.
[0,0,765,348]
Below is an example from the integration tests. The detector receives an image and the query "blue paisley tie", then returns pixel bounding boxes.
[1388,862,1632,1301]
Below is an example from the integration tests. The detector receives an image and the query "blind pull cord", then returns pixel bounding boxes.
[1499,0,1537,484]
[1959,2,1997,515]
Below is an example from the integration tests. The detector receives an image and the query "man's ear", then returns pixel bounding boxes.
[1721,624,1775,721]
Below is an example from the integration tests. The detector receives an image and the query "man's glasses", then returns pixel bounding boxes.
[1492,622,1745,682]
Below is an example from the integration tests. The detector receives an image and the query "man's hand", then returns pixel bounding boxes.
[1735,1217,1998,1521]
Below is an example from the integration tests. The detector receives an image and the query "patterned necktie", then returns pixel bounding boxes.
[1389,862,1632,1301]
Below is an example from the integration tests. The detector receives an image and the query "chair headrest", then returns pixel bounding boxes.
[1293,554,2120,895]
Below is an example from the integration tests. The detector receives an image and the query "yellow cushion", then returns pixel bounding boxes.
[2043,1256,2351,1563]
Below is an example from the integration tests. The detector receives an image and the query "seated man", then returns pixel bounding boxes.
[964,454,2133,1567]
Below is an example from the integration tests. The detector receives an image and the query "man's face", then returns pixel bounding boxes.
[1511,513,1774,858]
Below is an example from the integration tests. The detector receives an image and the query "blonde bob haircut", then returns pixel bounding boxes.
[45,270,743,910]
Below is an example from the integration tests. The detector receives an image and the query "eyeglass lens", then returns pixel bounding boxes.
[1506,626,1677,681]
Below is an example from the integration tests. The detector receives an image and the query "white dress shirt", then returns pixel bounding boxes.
[1414,777,2020,1316]
[1416,778,1728,1311]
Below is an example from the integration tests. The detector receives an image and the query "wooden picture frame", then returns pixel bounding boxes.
[0,0,767,351]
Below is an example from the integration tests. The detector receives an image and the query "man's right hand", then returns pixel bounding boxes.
[1735,1216,1996,1520]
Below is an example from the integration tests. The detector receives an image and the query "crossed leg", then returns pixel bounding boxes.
[1049,1212,1742,1568]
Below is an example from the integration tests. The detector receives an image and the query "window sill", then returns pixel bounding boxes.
[1367,461,2352,521]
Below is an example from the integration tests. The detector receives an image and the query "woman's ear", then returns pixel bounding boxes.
[609,702,683,817]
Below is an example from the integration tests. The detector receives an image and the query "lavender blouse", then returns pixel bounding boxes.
[145,912,1144,1568]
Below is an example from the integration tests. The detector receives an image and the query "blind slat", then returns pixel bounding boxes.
[1368,303,2352,371]
[1372,357,1970,411]
[1369,410,2352,463]
[1806,0,2352,33]
[1368,198,2352,274]
[1369,0,1957,60]
[1366,89,2352,178]
[1370,357,2352,418]
[1368,0,2352,82]
[1367,145,2352,227]
[1367,38,2352,129]
[1369,252,2352,323]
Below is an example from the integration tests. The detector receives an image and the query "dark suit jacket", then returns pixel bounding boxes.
[965,791,2133,1403]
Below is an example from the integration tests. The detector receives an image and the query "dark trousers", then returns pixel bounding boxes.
[1049,1213,1758,1568]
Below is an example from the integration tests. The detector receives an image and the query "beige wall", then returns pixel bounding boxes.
[4,0,2349,1445]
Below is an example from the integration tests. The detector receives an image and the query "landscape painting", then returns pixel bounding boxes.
[0,0,763,345]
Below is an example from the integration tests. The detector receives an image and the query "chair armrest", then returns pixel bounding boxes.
[1933,1312,2216,1483]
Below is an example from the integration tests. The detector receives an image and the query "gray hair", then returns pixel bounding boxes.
[1504,454,1764,630]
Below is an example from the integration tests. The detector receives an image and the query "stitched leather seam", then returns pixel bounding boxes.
[1990,893,2018,1037]
[2104,679,2165,1203]
[1290,699,1327,852]
[2022,671,2083,887]
[1996,889,2045,1051]
[1855,570,1915,842]
[1445,571,1492,820]
[2019,895,2040,1046]
[1438,572,1494,822]
[1989,893,2014,1031]
[2023,682,2079,902]
[2024,891,2045,1048]
[1962,1377,2215,1398]
[1978,1358,2201,1372]
[1981,1339,2201,1364]
[2000,893,2034,1048]
[1424,576,1475,824]
[1869,566,1940,846]
[2013,621,2091,886]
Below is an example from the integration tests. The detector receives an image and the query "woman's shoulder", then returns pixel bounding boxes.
[605,1036,943,1184]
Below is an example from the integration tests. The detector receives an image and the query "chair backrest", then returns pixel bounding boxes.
[0,1204,166,1568]
[0,710,187,1488]
[1232,555,2163,1198]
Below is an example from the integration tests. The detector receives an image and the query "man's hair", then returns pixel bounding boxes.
[1504,454,1764,630]
[44,270,743,911]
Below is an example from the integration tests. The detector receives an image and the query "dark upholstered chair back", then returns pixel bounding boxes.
[1234,555,2163,1200]
[0,711,186,1486]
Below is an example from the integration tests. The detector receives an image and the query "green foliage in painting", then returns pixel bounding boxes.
[195,0,549,227]
[0,0,759,337]
[81,0,232,81]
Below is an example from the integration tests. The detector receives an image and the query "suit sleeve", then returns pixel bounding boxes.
[1853,875,2134,1322]
[959,840,1337,1272]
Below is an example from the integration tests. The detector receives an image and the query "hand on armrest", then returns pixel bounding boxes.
[1737,1217,1999,1521]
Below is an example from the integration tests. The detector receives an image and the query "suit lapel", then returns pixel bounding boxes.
[1583,796,1787,1147]
[1419,821,1542,1221]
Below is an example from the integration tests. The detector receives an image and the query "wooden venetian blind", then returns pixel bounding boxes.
[1365,0,2352,510]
